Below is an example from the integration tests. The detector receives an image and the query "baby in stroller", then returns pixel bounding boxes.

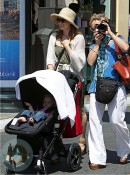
[4,70,83,175]
[18,94,56,123]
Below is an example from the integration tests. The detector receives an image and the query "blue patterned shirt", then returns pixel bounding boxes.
[88,36,123,93]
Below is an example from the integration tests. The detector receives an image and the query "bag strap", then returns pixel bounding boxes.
[114,41,124,62]
[55,48,65,70]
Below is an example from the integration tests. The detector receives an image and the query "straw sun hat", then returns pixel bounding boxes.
[50,7,78,29]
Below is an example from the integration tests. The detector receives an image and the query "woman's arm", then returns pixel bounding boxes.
[104,21,129,52]
[87,44,99,66]
[109,32,129,52]
[87,31,103,66]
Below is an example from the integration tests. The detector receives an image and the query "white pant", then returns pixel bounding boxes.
[88,85,130,165]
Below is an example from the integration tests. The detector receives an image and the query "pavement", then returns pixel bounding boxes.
[0,95,130,174]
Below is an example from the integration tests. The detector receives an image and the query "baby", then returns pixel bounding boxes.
[18,94,56,123]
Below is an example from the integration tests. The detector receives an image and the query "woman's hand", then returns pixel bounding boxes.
[101,21,113,37]
[61,38,72,55]
[61,38,70,47]
[93,30,104,45]
[47,64,54,70]
[104,23,113,36]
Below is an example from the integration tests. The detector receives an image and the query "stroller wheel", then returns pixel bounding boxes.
[67,143,82,171]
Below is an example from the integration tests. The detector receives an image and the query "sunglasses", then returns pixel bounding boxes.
[57,18,67,23]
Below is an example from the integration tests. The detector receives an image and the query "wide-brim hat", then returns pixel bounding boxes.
[50,7,78,29]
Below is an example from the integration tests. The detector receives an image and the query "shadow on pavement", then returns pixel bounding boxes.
[106,149,130,165]
[106,149,119,164]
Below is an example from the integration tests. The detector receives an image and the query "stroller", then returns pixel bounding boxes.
[4,70,83,175]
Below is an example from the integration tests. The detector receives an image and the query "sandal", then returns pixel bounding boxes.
[79,138,87,155]
[119,157,128,164]
[89,162,106,170]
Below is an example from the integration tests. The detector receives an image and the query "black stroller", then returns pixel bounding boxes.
[4,70,83,175]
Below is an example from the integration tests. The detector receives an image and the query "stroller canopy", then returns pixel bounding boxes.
[15,70,76,127]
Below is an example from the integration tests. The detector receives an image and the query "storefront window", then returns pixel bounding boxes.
[0,0,25,87]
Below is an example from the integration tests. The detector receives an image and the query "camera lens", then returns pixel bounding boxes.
[97,24,107,33]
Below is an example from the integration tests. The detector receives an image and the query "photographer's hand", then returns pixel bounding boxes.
[102,22,114,37]
[94,30,104,45]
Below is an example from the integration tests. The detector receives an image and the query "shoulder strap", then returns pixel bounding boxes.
[114,41,123,60]
[55,48,65,70]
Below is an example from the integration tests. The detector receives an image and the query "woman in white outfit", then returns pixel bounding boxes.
[46,7,87,155]
[87,13,130,170]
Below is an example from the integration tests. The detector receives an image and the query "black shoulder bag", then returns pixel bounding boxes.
[96,77,118,104]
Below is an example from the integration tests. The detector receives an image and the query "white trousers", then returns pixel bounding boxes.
[88,85,130,165]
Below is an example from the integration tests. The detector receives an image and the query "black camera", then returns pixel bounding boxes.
[97,23,107,33]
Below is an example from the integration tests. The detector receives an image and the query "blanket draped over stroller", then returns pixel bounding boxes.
[15,70,76,127]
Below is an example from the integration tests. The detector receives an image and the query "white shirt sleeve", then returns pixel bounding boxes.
[46,33,57,69]
[69,34,86,72]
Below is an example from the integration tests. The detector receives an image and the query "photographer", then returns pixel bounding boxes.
[87,13,130,170]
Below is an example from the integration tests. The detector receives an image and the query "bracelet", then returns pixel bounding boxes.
[90,48,98,55]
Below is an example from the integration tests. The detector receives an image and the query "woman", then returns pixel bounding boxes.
[87,13,130,170]
[46,7,87,154]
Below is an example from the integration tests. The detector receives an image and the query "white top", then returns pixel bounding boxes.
[15,70,76,127]
[46,33,86,81]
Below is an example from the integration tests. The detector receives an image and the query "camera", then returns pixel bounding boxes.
[97,23,107,33]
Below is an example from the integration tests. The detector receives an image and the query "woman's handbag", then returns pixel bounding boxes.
[112,42,130,84]
[96,77,118,104]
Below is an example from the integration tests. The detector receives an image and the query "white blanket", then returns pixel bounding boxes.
[15,70,76,127]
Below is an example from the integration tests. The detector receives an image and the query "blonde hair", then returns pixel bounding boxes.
[89,13,109,27]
